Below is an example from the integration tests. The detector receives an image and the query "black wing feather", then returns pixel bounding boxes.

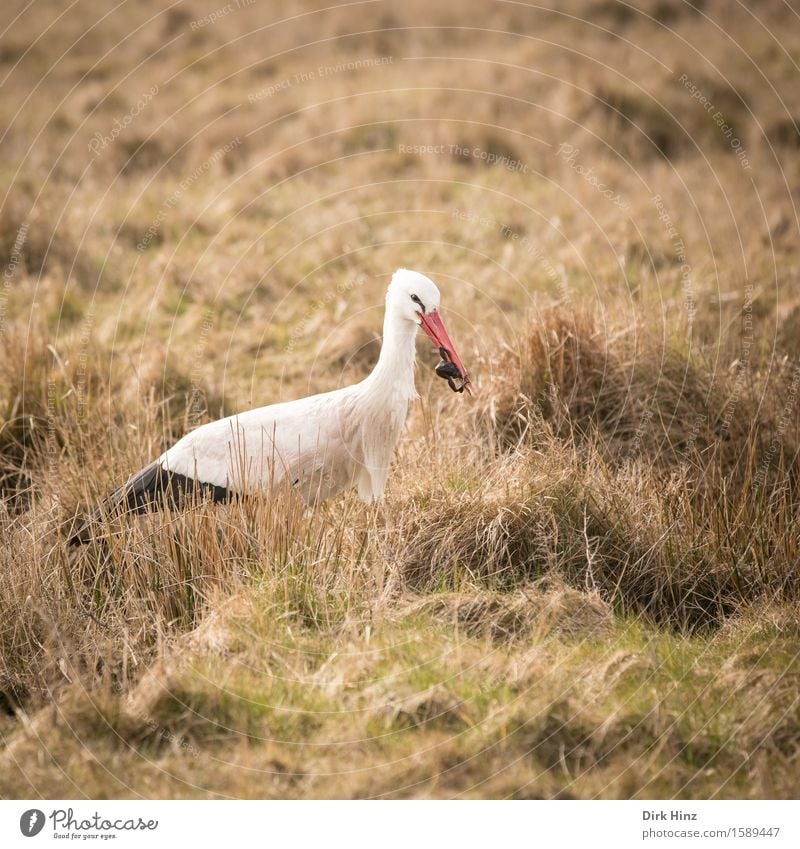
[68,462,231,546]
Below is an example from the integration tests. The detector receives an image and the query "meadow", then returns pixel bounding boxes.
[1,0,799,798]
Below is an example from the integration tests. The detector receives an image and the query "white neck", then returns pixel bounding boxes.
[361,303,418,401]
[349,297,419,502]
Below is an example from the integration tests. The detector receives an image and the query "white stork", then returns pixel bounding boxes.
[70,269,471,543]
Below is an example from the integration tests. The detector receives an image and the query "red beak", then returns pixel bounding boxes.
[418,310,473,395]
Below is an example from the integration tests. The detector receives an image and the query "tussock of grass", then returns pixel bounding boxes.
[398,580,613,642]
[2,601,798,799]
[2,0,800,799]
[472,308,797,478]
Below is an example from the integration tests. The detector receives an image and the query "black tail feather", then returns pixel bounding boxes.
[68,462,231,546]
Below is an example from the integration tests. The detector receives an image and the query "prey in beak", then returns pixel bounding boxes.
[418,310,473,394]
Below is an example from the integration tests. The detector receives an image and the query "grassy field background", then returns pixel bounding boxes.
[1,0,800,798]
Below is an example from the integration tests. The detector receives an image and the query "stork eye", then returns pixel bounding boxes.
[410,293,426,312]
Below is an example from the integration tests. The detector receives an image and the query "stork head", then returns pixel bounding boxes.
[387,269,472,394]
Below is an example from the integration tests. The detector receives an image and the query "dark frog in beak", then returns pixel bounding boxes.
[435,347,471,393]
[415,297,473,395]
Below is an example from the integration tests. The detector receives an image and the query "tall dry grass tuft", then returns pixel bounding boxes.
[469,307,796,481]
[0,479,373,713]
[384,308,800,630]
[0,318,232,710]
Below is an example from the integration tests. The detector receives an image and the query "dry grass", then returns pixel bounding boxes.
[1,0,800,798]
